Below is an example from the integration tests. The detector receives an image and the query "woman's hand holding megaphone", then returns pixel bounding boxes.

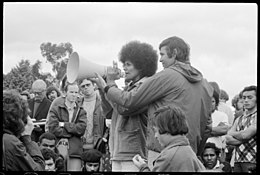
[90,73,107,91]
[106,61,121,82]
[91,61,122,93]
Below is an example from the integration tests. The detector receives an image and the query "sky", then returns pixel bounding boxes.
[3,2,257,106]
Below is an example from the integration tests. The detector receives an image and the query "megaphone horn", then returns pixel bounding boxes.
[66,52,107,83]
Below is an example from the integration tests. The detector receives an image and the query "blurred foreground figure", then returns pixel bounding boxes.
[3,89,45,171]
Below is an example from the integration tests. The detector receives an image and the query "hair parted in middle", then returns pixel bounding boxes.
[153,104,189,136]
[119,40,158,78]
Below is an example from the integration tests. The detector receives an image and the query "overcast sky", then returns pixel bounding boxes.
[3,2,257,105]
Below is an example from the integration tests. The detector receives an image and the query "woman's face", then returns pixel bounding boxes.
[48,90,58,101]
[123,60,140,82]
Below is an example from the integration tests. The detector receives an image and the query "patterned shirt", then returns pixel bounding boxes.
[235,111,257,163]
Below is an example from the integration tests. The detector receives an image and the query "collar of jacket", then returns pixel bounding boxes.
[168,60,203,83]
[57,96,82,111]
[163,135,190,149]
[126,77,148,91]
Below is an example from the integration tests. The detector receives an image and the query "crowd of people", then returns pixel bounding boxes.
[2,36,257,173]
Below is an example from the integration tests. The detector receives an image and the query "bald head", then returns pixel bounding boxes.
[32,79,47,91]
[32,79,47,102]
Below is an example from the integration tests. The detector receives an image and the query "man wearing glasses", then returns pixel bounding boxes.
[28,79,52,142]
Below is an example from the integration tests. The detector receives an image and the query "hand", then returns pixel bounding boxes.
[132,154,147,169]
[21,116,34,136]
[89,73,107,90]
[106,61,122,82]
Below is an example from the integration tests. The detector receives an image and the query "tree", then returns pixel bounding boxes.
[40,42,73,83]
[3,59,54,92]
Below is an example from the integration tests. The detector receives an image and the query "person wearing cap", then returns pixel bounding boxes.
[28,79,52,142]
[81,149,103,172]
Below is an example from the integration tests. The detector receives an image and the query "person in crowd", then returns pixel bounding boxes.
[38,132,57,152]
[46,85,61,102]
[207,82,229,162]
[219,89,234,126]
[38,132,66,171]
[92,36,213,169]
[132,105,205,172]
[201,142,232,172]
[225,85,257,172]
[81,149,103,172]
[28,79,52,142]
[3,89,45,171]
[231,92,244,122]
[226,91,245,166]
[21,90,31,101]
[41,148,57,171]
[98,40,158,172]
[47,81,87,171]
[78,78,110,171]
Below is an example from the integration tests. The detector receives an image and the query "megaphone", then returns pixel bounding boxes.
[66,52,123,83]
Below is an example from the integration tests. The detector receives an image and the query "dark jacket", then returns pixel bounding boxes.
[28,97,52,121]
[28,97,52,142]
[47,96,87,158]
[3,130,45,171]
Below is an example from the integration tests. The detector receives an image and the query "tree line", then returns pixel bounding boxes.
[3,42,73,92]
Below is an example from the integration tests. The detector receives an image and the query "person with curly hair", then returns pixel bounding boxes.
[92,36,213,170]
[3,89,45,171]
[96,40,158,172]
[41,148,65,171]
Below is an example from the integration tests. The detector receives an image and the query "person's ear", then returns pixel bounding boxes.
[172,48,178,58]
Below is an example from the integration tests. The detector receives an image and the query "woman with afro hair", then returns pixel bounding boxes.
[99,40,158,172]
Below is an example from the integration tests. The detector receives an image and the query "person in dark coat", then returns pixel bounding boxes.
[3,89,45,171]
[47,81,87,171]
[28,79,52,142]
